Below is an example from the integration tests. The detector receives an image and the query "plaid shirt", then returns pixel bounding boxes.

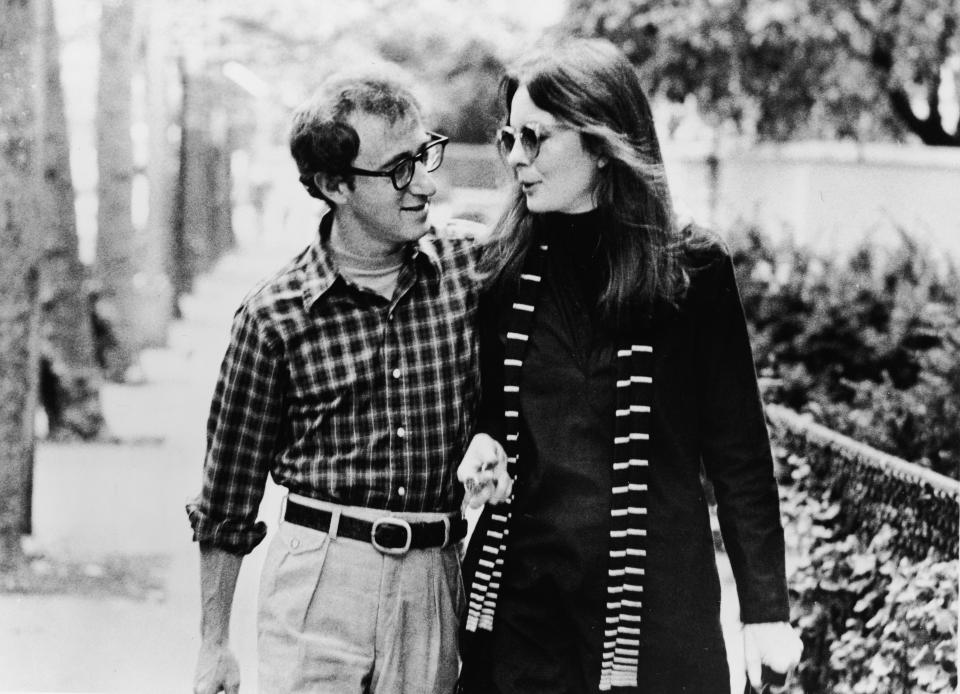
[188,214,481,554]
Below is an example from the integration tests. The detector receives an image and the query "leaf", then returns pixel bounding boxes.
[865,609,888,629]
[895,586,920,603]
[853,590,879,613]
[811,524,835,539]
[849,553,877,576]
[910,644,931,668]
[869,653,895,678]
[930,609,957,635]
[814,503,842,522]
[914,664,940,686]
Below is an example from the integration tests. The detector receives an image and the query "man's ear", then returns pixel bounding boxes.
[313,171,351,205]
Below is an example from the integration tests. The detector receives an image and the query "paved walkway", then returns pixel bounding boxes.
[0,196,745,693]
[0,213,310,692]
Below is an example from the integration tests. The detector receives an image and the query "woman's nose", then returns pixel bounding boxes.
[505,138,529,168]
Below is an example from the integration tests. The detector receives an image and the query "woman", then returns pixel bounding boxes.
[457,39,801,694]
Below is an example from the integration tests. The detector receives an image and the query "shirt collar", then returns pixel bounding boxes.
[301,210,443,311]
[300,211,339,310]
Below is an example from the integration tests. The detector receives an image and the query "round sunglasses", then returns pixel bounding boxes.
[496,122,569,163]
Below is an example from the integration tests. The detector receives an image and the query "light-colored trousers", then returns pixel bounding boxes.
[257,497,465,694]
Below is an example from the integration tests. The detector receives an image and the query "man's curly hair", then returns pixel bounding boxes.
[288,68,423,206]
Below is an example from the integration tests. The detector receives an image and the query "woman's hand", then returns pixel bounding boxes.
[457,433,513,508]
[742,621,803,690]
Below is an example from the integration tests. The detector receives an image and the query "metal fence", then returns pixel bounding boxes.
[766,403,959,561]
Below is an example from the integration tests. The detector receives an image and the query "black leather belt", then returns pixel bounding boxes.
[284,499,467,555]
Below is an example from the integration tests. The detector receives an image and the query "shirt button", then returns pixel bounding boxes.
[397,486,406,497]
[396,426,406,438]
[392,368,401,379]
[290,538,300,549]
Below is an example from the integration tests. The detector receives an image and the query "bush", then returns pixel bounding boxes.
[728,225,960,479]
[778,444,958,693]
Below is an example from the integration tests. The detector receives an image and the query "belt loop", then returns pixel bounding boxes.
[328,507,341,539]
[279,494,288,523]
[440,516,451,547]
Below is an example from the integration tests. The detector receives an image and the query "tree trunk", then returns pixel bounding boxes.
[0,0,43,571]
[145,0,177,333]
[170,58,192,314]
[173,67,236,305]
[182,72,217,281]
[39,0,105,441]
[207,105,235,265]
[94,0,140,381]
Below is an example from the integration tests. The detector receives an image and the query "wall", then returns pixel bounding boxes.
[664,141,960,259]
[442,142,960,260]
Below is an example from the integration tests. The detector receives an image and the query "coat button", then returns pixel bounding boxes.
[290,538,300,549]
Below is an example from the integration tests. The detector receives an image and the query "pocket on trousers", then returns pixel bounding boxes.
[446,548,467,619]
[261,521,331,612]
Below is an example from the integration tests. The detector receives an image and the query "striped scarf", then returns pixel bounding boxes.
[464,236,653,692]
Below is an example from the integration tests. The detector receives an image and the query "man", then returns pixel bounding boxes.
[187,69,484,694]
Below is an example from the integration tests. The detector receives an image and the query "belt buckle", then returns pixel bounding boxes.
[371,517,412,555]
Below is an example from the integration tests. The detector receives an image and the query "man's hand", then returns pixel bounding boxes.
[743,621,803,690]
[194,641,240,694]
[196,546,243,694]
[457,433,512,508]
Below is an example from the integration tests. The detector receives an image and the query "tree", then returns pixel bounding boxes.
[38,0,105,441]
[563,0,960,145]
[0,0,44,571]
[93,0,142,380]
[144,0,177,329]
[371,7,511,143]
[171,61,237,309]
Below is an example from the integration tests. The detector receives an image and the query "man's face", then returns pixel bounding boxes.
[336,113,438,255]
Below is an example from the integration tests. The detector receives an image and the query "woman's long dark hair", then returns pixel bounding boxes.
[480,39,690,323]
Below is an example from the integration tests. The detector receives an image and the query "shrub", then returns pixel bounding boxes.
[777,441,958,693]
[728,225,960,479]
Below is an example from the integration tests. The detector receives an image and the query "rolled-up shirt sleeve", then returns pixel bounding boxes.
[187,303,286,555]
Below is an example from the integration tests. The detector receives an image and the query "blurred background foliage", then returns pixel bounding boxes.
[60,0,958,148]
[562,0,960,145]
[729,225,960,479]
[147,0,550,142]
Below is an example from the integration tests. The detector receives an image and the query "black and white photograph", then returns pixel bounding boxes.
[1,1,957,692]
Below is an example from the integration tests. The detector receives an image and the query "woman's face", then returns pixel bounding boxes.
[505,85,601,215]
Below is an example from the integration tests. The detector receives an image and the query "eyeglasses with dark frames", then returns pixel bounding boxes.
[346,131,449,190]
[496,122,568,163]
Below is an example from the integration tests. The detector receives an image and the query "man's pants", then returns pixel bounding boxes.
[257,498,465,693]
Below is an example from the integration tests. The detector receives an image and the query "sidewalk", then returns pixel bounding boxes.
[0,198,745,693]
[0,219,310,693]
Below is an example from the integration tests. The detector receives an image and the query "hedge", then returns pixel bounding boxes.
[728,225,959,480]
[768,405,958,693]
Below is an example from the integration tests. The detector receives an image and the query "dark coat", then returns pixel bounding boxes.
[460,231,789,694]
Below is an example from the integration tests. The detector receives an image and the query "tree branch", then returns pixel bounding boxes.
[888,86,959,146]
